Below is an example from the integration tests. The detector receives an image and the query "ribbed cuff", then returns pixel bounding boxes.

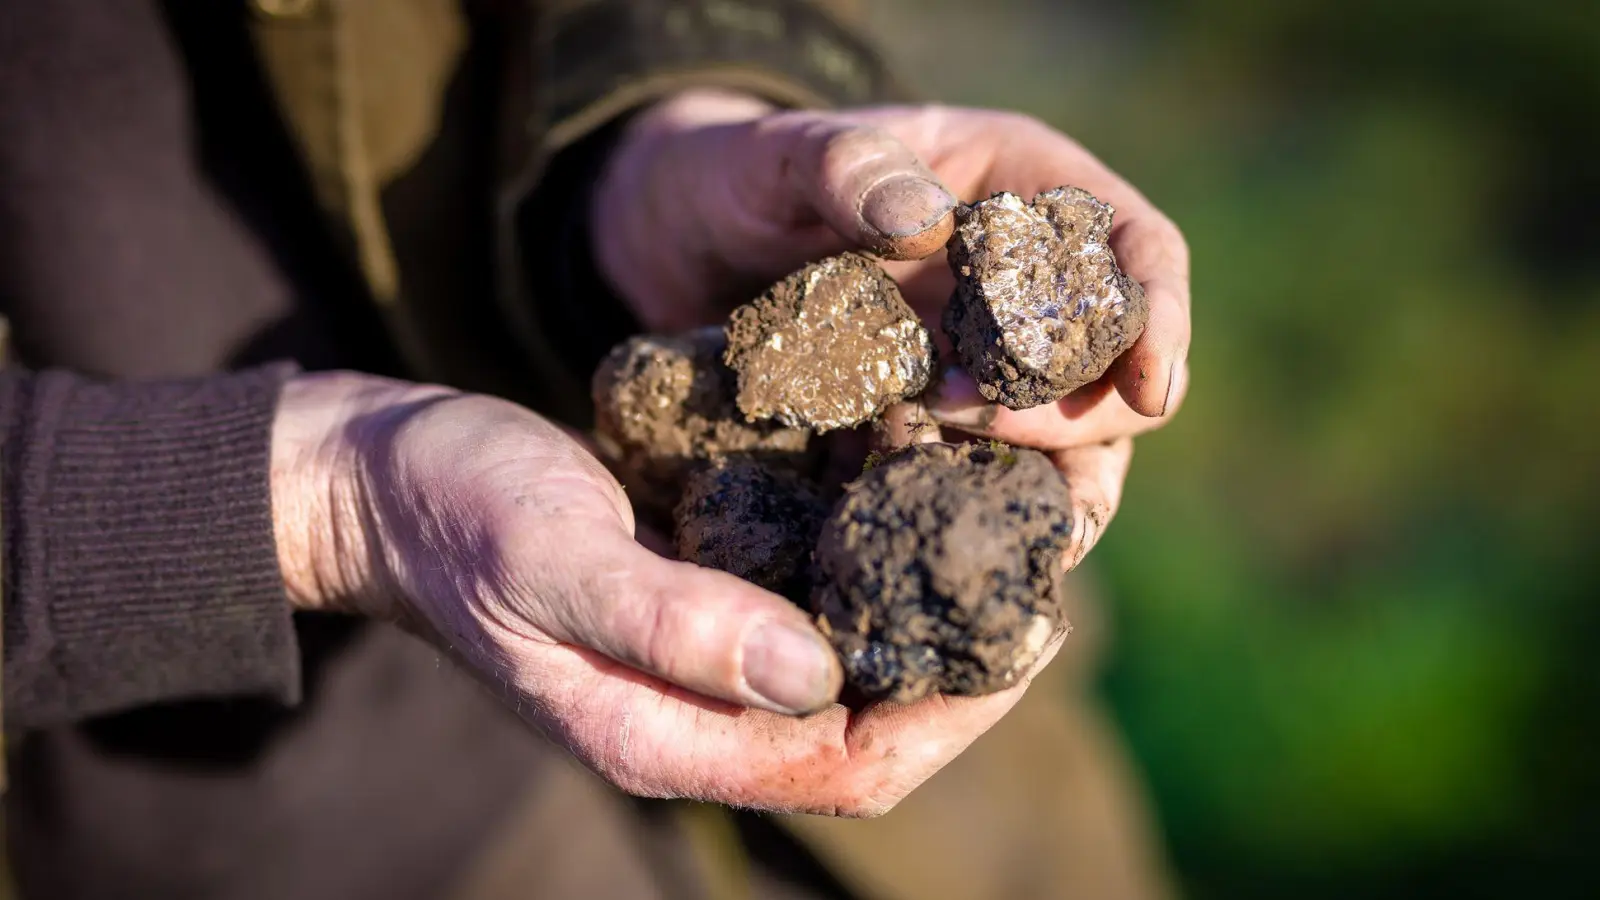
[3,364,301,728]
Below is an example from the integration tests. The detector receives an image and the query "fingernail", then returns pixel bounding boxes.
[860,174,957,239]
[743,619,841,715]
[1161,351,1188,417]
[925,366,1001,432]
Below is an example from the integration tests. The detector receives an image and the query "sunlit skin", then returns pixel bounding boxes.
[271,90,1190,816]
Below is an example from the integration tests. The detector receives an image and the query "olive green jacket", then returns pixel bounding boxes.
[247,0,900,425]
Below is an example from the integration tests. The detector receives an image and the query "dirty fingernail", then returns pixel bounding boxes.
[1161,351,1189,417]
[926,366,1000,432]
[860,174,956,239]
[743,619,841,715]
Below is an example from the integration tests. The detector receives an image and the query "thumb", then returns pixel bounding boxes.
[594,94,958,332]
[743,109,958,260]
[530,526,843,716]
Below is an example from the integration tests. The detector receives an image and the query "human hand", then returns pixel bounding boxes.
[268,371,1129,815]
[591,91,1191,451]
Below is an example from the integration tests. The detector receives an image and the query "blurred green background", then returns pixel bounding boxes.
[867,1,1600,897]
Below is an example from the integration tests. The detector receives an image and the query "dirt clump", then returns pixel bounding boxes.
[674,458,830,604]
[944,187,1149,410]
[811,442,1073,703]
[724,253,936,432]
[592,328,811,515]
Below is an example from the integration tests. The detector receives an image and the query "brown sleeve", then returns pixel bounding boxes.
[528,0,906,156]
[494,0,913,425]
[1,364,302,730]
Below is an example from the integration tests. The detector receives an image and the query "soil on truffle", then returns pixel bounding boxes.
[674,458,830,604]
[811,442,1074,703]
[724,253,936,432]
[592,328,811,517]
[944,187,1149,410]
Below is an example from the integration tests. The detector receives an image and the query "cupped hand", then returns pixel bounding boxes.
[270,372,1131,815]
[591,91,1192,451]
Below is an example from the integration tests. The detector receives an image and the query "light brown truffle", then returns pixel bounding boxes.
[592,329,810,515]
[724,253,936,432]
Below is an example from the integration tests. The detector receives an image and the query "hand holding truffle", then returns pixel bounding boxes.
[567,91,1190,812]
[591,92,1191,451]
[272,372,1107,817]
[255,90,1189,820]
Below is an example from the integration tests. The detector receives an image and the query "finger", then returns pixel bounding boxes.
[890,109,1190,417]
[873,397,944,453]
[1107,213,1191,416]
[525,624,1071,816]
[878,254,958,325]
[862,107,1190,417]
[520,525,843,717]
[1049,438,1134,570]
[743,110,958,260]
[925,366,1177,449]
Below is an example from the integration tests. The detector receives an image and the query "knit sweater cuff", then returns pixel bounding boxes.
[3,364,301,728]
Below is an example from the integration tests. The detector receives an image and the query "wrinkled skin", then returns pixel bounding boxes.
[271,90,1189,816]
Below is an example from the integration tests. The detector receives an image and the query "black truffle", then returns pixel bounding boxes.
[811,442,1073,703]
[592,329,811,517]
[674,458,829,604]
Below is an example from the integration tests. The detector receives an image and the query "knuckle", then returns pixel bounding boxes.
[636,591,680,676]
[1160,213,1187,245]
[765,110,839,158]
[994,109,1051,137]
[603,577,678,676]
[764,107,828,136]
[638,581,732,684]
[817,124,898,179]
[908,102,956,131]
[1155,215,1190,261]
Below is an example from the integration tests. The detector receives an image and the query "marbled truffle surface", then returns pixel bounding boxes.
[944,187,1149,410]
[725,253,935,432]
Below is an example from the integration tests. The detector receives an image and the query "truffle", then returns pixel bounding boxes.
[592,328,811,514]
[944,187,1149,410]
[724,253,936,432]
[674,458,829,603]
[811,442,1073,703]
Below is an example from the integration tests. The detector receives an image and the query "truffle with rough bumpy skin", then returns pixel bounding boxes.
[944,187,1148,410]
[592,329,811,515]
[724,253,936,432]
[673,458,829,604]
[811,442,1074,703]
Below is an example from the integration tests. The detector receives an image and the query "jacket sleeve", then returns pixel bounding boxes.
[246,0,906,426]
[531,0,904,154]
[495,0,913,425]
[1,363,302,731]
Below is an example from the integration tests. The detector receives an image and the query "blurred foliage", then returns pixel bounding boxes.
[869,0,1600,896]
